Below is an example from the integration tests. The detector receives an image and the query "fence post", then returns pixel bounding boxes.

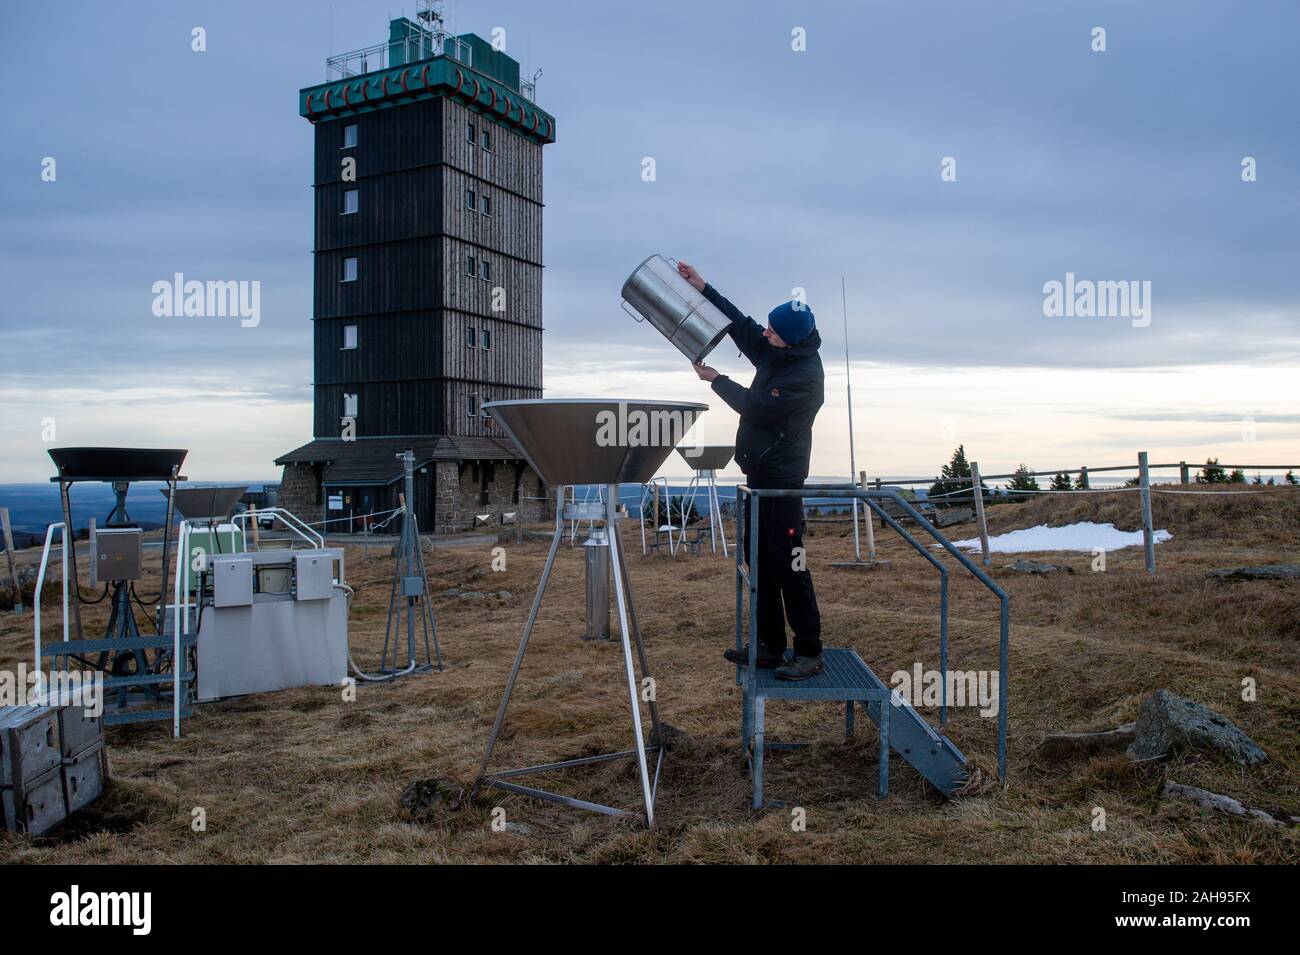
[860,469,877,559]
[970,461,990,567]
[1,507,22,614]
[1079,466,1090,489]
[1179,460,1189,485]
[249,504,260,549]
[1138,451,1156,574]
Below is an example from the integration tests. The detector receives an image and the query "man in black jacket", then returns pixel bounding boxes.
[676,260,825,680]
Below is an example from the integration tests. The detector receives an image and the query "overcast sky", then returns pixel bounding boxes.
[2,0,1297,483]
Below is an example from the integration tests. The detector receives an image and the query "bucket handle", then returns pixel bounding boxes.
[620,300,645,323]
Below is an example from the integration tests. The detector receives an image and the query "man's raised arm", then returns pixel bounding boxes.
[676,261,767,367]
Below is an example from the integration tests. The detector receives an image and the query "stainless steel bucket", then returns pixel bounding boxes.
[621,254,732,363]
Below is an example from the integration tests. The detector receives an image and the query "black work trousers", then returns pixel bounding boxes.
[741,491,822,659]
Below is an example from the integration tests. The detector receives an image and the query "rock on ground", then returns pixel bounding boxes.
[1127,689,1266,766]
[1161,781,1279,824]
[1207,564,1300,581]
[1006,559,1058,575]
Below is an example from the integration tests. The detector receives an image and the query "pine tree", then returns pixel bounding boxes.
[1049,472,1073,491]
[928,445,984,504]
[1288,471,1299,486]
[1006,464,1040,501]
[1229,468,1247,484]
[1197,458,1228,484]
[1073,471,1088,490]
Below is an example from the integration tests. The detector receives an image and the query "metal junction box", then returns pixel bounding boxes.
[294,553,333,601]
[212,557,254,607]
[92,527,143,584]
[62,743,106,814]
[0,706,61,787]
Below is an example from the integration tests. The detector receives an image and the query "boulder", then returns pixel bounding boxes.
[933,507,975,528]
[1160,781,1279,825]
[1037,722,1135,758]
[1207,564,1300,581]
[1127,689,1266,766]
[1006,559,1058,575]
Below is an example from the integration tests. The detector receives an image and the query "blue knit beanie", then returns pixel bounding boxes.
[767,300,815,345]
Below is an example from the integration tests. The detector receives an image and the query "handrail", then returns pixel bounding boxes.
[32,521,70,691]
[171,521,189,738]
[232,506,324,549]
[736,485,1011,781]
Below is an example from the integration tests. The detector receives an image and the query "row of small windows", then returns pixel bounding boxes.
[466,122,493,151]
[465,188,492,216]
[466,394,494,418]
[341,323,492,352]
[342,255,494,284]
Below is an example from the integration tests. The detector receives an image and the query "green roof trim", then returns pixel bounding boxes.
[300,44,555,144]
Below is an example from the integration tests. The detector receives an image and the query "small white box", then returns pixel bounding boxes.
[212,557,254,607]
[294,553,333,601]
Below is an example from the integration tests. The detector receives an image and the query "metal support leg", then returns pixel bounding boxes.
[611,522,662,746]
[845,700,855,738]
[471,486,565,800]
[752,695,766,810]
[606,483,656,827]
[878,696,891,798]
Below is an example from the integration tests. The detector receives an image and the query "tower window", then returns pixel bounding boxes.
[466,122,475,144]
[342,189,358,215]
[466,393,477,418]
[342,325,358,349]
[480,258,491,281]
[481,394,491,418]
[481,195,492,217]
[343,393,358,417]
[481,129,492,151]
[342,124,357,149]
[466,326,476,348]
[466,188,476,211]
[481,328,491,350]
[466,254,476,276]
[342,257,358,282]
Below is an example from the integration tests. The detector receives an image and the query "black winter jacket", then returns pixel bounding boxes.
[703,283,825,488]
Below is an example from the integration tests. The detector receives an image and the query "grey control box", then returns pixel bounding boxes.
[294,553,333,601]
[212,557,254,607]
[92,527,142,584]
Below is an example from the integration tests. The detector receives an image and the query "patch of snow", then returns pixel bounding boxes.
[951,521,1172,554]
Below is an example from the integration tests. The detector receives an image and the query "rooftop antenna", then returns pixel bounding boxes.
[831,277,888,570]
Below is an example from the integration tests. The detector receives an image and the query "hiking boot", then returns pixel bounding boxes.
[723,644,781,669]
[775,653,824,681]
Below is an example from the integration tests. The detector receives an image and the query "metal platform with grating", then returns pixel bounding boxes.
[734,484,1008,810]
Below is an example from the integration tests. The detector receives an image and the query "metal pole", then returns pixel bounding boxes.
[1179,460,1189,485]
[971,462,990,567]
[841,277,862,561]
[1138,451,1155,574]
[1079,466,1090,489]
[605,482,655,827]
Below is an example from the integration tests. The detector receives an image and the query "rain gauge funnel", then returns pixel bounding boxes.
[675,445,735,557]
[166,485,248,523]
[474,398,708,826]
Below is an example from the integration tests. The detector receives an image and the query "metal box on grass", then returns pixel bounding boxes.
[0,705,61,787]
[62,743,106,814]
[2,764,67,836]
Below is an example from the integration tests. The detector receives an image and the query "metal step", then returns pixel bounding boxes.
[857,667,969,795]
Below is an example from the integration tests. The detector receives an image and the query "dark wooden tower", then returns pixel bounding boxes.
[276,16,555,533]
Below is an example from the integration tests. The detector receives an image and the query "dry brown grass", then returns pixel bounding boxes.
[1,486,1297,863]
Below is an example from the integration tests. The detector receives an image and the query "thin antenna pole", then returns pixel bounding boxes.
[842,276,862,560]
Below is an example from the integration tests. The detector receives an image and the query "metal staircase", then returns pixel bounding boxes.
[734,485,1009,808]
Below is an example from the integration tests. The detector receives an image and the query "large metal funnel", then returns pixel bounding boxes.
[484,399,708,485]
[676,445,734,471]
[164,485,249,521]
[49,447,187,482]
